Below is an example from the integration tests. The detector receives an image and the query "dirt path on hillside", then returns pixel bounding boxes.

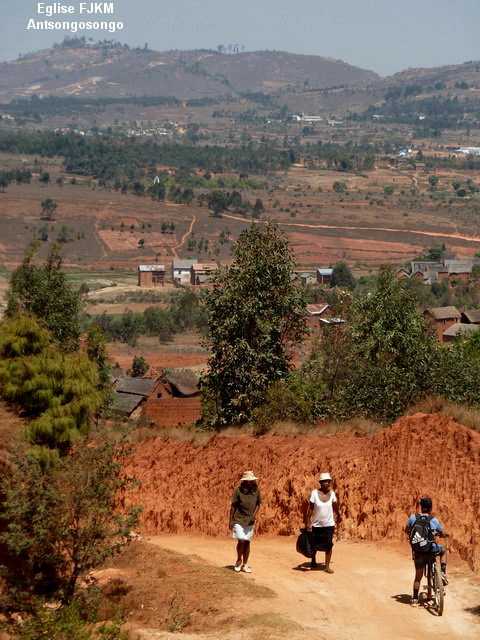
[173,215,196,258]
[148,535,480,640]
[222,213,480,245]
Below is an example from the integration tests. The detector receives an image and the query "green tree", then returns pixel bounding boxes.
[129,355,149,377]
[428,175,439,190]
[340,268,436,420]
[383,184,395,196]
[0,438,140,608]
[57,225,72,243]
[252,198,264,217]
[0,316,104,455]
[40,198,57,221]
[39,171,50,185]
[86,323,111,389]
[7,244,82,351]
[201,223,307,427]
[333,181,347,194]
[331,261,356,289]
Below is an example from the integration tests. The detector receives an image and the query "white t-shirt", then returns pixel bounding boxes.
[309,489,337,528]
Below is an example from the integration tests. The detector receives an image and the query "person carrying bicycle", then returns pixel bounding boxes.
[405,496,448,607]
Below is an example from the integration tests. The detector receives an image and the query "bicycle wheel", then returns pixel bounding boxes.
[433,559,444,616]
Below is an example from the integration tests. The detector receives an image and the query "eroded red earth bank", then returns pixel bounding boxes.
[126,413,480,570]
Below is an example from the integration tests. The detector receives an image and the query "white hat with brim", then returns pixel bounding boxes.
[240,470,258,482]
[319,472,332,482]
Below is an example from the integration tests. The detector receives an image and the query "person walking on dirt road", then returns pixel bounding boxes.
[229,470,261,573]
[406,496,448,606]
[304,472,340,574]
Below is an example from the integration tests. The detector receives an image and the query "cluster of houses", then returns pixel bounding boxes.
[424,306,480,343]
[397,258,480,285]
[138,260,217,287]
[138,263,335,289]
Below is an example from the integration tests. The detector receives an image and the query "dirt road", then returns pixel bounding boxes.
[149,535,480,640]
[222,213,480,245]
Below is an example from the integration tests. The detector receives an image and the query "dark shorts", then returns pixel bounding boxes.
[413,543,444,569]
[312,526,335,552]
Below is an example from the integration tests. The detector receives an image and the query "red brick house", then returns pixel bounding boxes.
[191,262,217,285]
[138,264,166,287]
[424,306,461,342]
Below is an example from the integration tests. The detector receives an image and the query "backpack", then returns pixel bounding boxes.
[409,514,434,554]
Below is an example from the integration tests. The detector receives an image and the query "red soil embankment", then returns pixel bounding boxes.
[126,413,480,570]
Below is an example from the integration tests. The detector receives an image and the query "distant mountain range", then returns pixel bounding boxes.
[0,44,379,102]
[1,42,479,107]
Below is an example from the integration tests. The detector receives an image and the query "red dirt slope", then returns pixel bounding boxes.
[126,413,480,570]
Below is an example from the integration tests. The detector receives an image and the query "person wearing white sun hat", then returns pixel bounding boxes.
[229,470,261,573]
[304,472,340,574]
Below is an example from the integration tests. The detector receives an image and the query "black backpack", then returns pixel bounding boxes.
[409,514,434,553]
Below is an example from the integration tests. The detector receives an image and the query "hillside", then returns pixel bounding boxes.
[126,413,480,571]
[385,59,480,89]
[0,45,379,103]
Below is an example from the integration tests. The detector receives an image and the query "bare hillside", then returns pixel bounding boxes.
[0,45,379,102]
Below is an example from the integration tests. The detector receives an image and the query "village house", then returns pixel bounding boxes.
[143,369,202,427]
[294,270,317,285]
[442,322,480,343]
[138,264,166,287]
[317,268,333,285]
[424,306,461,342]
[191,262,217,285]
[173,258,197,285]
[461,309,480,324]
[437,260,474,284]
[112,377,162,419]
[402,258,478,285]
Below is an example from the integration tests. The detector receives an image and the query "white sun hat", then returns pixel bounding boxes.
[240,470,258,482]
[319,472,332,481]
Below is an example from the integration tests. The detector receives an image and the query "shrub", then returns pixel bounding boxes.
[129,355,149,378]
[0,438,140,609]
[0,316,104,455]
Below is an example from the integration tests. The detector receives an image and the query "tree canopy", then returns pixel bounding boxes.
[0,315,104,457]
[201,222,307,427]
[7,243,82,351]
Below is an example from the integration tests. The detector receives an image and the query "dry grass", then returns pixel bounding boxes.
[408,396,480,432]
[130,416,383,447]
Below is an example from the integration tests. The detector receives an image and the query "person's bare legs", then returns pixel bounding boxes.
[412,566,423,603]
[242,541,250,566]
[325,549,334,573]
[235,541,243,568]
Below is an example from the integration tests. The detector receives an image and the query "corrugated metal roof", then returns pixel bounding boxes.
[462,309,480,324]
[112,392,144,415]
[138,265,165,272]
[173,259,197,270]
[426,306,461,320]
[115,377,157,396]
[193,263,217,271]
[317,268,333,276]
[164,369,200,397]
[444,260,473,274]
[307,303,329,316]
[443,322,480,338]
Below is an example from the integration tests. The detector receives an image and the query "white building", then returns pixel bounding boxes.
[172,259,197,284]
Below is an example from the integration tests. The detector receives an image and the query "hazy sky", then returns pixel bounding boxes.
[1,0,478,75]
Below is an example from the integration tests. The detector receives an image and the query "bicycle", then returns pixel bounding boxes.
[424,553,445,616]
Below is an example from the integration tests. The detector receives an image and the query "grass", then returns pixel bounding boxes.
[408,396,480,432]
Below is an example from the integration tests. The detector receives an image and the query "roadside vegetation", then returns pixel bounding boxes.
[0,247,140,638]
[199,226,480,430]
